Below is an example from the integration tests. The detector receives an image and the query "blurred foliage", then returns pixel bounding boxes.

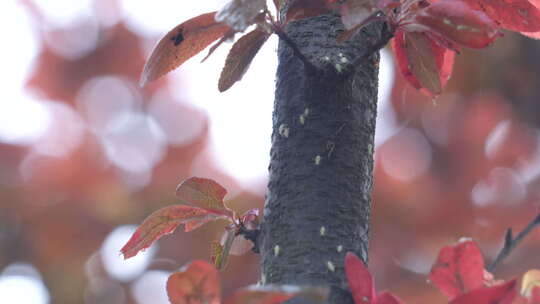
[2,0,540,303]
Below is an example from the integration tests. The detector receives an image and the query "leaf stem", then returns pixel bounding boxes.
[236,224,261,254]
[488,213,540,272]
[270,23,318,72]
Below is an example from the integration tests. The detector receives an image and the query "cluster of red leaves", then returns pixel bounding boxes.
[385,0,540,96]
[166,260,328,304]
[346,240,540,304]
[140,0,540,97]
[120,177,259,270]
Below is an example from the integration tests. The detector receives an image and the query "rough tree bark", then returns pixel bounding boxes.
[259,14,389,304]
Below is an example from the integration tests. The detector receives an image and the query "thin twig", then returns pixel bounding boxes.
[488,213,540,272]
[271,24,318,72]
[343,21,394,77]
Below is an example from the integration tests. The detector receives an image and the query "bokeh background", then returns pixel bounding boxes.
[2,0,540,303]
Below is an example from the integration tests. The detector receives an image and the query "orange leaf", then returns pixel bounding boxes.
[218,28,270,92]
[176,177,232,217]
[120,205,227,259]
[392,30,455,97]
[167,260,221,304]
[140,12,230,86]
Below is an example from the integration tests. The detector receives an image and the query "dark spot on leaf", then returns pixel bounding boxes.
[171,29,184,46]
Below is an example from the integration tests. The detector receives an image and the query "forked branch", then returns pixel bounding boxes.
[488,213,540,272]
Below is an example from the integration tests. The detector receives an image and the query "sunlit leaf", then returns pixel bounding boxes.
[167,260,221,304]
[176,177,233,217]
[120,205,228,259]
[140,12,230,86]
[429,240,485,300]
[218,28,270,92]
[216,0,266,31]
[211,228,235,270]
[415,0,501,49]
[450,280,517,304]
[521,269,540,298]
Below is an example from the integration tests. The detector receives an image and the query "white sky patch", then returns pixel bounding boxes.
[172,35,277,185]
[375,48,397,148]
[32,0,93,28]
[131,270,170,304]
[120,0,229,36]
[0,263,50,304]
[101,225,157,282]
[0,95,51,146]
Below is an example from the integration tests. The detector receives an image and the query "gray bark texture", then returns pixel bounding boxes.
[259,14,388,304]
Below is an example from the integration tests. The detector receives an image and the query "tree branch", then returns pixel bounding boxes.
[488,213,540,272]
[236,225,261,254]
[271,24,318,72]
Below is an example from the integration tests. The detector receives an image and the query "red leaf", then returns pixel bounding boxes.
[218,28,270,92]
[375,291,405,304]
[285,0,338,23]
[392,30,455,96]
[167,260,221,304]
[340,0,375,29]
[120,205,227,259]
[345,252,376,304]
[140,12,230,86]
[215,0,266,31]
[176,177,233,217]
[224,285,329,304]
[461,0,540,33]
[428,240,485,300]
[414,0,502,49]
[450,280,517,304]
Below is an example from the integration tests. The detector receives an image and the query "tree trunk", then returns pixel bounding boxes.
[260,14,387,304]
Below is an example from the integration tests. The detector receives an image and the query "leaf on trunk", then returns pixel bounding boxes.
[167,260,221,304]
[392,30,455,97]
[285,0,337,24]
[415,0,501,49]
[216,0,267,31]
[176,177,233,217]
[120,205,227,259]
[211,228,236,270]
[449,280,517,304]
[223,285,329,304]
[345,252,376,304]
[140,12,230,86]
[218,28,270,92]
[461,0,540,33]
[340,0,375,30]
[428,240,485,300]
